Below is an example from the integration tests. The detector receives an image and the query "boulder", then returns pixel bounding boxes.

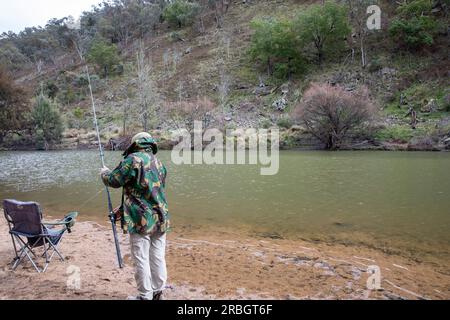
[272,96,288,111]
[421,99,438,113]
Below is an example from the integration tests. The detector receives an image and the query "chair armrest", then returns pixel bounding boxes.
[43,212,78,229]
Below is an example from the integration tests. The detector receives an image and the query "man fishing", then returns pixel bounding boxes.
[100,132,170,300]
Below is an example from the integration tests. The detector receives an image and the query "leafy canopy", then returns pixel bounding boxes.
[31,94,64,149]
[389,0,439,50]
[163,0,200,28]
[293,1,350,63]
[87,38,121,77]
[249,16,305,78]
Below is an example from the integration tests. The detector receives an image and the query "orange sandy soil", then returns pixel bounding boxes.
[0,211,448,300]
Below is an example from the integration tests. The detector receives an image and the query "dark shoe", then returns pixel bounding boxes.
[153,291,164,300]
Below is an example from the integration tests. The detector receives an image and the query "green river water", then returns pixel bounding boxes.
[0,150,449,265]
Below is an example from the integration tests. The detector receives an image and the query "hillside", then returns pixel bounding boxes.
[1,0,449,151]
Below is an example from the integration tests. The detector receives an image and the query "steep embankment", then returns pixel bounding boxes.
[5,0,450,151]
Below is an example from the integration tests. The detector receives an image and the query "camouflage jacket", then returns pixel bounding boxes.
[101,150,170,236]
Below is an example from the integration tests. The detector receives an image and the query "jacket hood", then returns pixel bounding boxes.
[123,136,158,157]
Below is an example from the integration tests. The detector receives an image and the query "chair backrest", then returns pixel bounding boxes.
[2,199,43,236]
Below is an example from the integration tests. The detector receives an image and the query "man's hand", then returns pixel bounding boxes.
[100,166,110,176]
[113,206,123,221]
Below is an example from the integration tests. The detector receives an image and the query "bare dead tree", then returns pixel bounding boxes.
[210,0,231,29]
[344,0,377,68]
[218,66,230,112]
[136,41,159,131]
[293,83,377,150]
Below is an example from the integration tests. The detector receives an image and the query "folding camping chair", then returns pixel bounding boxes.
[2,199,78,273]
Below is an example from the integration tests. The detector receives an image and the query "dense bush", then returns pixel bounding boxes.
[163,0,200,28]
[31,95,64,150]
[293,83,376,150]
[293,1,350,64]
[87,38,121,77]
[249,17,304,78]
[0,43,29,71]
[389,0,439,50]
[249,1,350,78]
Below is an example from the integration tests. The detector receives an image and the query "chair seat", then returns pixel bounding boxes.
[27,226,65,247]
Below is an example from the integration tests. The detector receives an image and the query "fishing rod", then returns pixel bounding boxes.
[85,64,124,269]
[69,26,123,268]
[74,41,123,269]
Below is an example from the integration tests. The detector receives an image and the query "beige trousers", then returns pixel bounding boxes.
[129,232,167,300]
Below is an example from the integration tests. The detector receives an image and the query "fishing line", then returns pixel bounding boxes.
[78,188,105,210]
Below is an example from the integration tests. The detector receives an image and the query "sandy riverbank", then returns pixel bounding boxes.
[0,211,448,300]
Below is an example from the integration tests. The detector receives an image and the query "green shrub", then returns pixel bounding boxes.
[163,0,200,28]
[87,38,121,77]
[277,115,293,129]
[389,0,438,50]
[0,42,29,71]
[293,1,350,64]
[44,81,59,99]
[374,125,415,143]
[249,16,305,79]
[31,95,64,149]
[367,58,382,73]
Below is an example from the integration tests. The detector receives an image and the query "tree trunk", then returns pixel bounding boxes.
[318,50,323,65]
[326,134,338,150]
[123,98,128,135]
[360,36,366,68]
[267,57,273,76]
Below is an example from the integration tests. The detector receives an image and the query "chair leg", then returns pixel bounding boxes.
[50,238,65,262]
[10,234,67,273]
[11,235,30,269]
[24,248,42,273]
[42,237,65,272]
[12,246,27,270]
[11,235,43,273]
[10,234,19,261]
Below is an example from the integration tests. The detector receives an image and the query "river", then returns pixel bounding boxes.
[0,150,449,265]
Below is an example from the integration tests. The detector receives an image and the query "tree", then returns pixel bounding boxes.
[136,42,159,131]
[72,107,85,129]
[87,38,121,77]
[45,17,77,50]
[0,67,30,143]
[293,83,376,150]
[163,0,200,28]
[344,0,379,68]
[293,1,350,64]
[209,0,231,29]
[31,94,64,150]
[0,42,29,71]
[389,0,439,50]
[249,17,304,78]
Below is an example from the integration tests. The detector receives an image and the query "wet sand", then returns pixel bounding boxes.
[0,211,448,300]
